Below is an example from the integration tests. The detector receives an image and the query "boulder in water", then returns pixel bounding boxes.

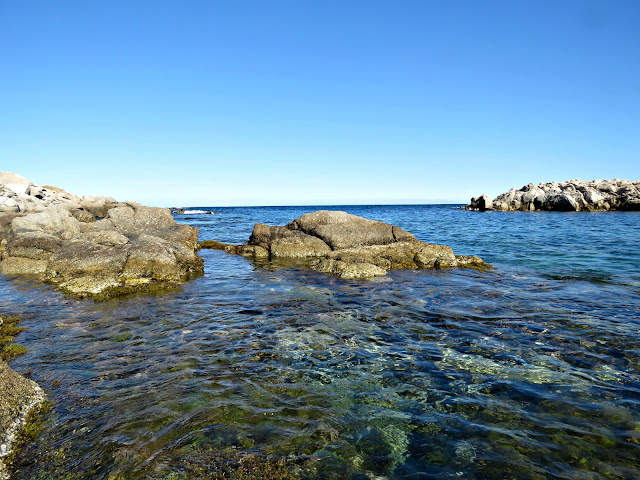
[225,210,487,279]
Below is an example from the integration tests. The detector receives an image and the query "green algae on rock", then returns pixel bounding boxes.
[197,240,228,251]
[0,315,27,363]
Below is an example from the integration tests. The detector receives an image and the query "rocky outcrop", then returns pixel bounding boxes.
[0,174,204,299]
[465,179,640,212]
[225,210,486,279]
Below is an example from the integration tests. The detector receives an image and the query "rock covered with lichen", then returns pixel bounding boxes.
[226,210,486,279]
[0,173,203,299]
[465,179,640,211]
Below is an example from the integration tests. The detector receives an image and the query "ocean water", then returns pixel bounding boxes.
[2,205,639,480]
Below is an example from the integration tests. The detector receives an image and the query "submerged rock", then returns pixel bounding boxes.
[0,174,203,299]
[224,210,487,279]
[465,179,640,211]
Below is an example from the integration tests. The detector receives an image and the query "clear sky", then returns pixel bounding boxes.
[1,0,639,206]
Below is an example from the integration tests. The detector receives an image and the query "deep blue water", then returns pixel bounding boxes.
[2,205,639,480]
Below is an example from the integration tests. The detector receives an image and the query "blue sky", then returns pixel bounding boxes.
[1,0,639,206]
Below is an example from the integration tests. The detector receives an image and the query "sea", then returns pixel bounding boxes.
[2,205,639,480]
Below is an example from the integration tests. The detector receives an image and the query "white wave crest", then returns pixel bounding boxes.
[175,209,218,215]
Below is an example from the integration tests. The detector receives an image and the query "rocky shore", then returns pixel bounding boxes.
[1,176,488,477]
[221,210,487,278]
[0,172,207,478]
[0,173,203,299]
[465,179,640,212]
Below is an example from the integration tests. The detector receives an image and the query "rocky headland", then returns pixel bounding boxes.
[218,210,487,278]
[465,179,640,212]
[0,173,203,299]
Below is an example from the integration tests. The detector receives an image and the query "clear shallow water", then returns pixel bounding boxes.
[2,205,639,479]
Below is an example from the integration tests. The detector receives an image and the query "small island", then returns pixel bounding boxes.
[465,179,640,212]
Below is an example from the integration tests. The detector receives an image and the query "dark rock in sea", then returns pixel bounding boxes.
[465,179,640,212]
[223,210,487,279]
[0,174,204,299]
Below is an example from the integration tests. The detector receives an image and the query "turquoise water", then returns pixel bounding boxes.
[2,205,639,479]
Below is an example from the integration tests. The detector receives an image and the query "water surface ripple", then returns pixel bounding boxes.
[2,205,639,479]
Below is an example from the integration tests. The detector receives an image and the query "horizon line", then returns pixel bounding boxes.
[164,202,468,209]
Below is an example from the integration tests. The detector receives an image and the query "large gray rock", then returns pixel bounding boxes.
[11,207,82,239]
[247,223,332,258]
[287,210,416,249]
[79,195,119,218]
[465,179,640,212]
[45,240,130,290]
[0,176,204,299]
[0,197,19,214]
[99,202,175,232]
[467,194,493,212]
[0,232,62,275]
[226,210,486,279]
